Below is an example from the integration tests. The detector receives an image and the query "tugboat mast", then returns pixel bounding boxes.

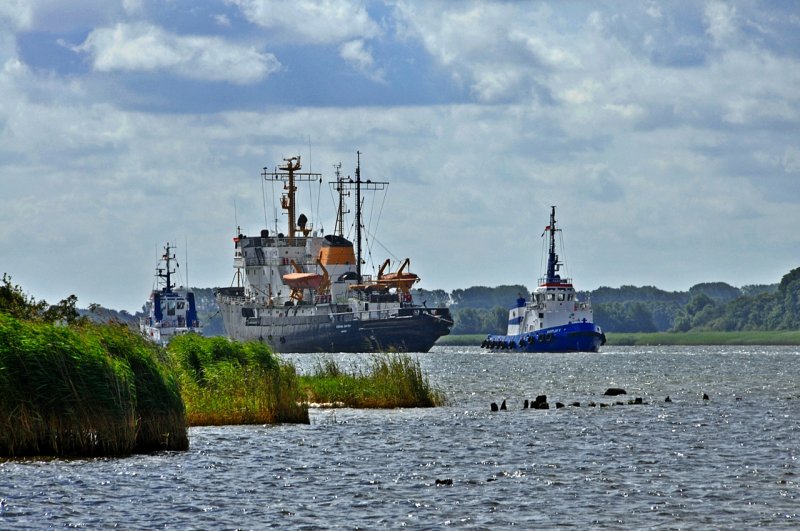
[545,205,562,283]
[158,243,176,293]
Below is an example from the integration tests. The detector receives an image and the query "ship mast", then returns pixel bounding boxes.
[333,151,387,283]
[262,156,321,238]
[333,162,349,237]
[158,242,176,293]
[355,152,363,282]
[545,205,561,283]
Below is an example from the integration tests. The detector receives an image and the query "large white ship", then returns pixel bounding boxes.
[215,154,453,353]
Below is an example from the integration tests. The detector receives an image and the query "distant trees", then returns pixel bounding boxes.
[593,302,658,333]
[410,288,450,308]
[0,273,81,324]
[445,285,529,334]
[450,285,530,310]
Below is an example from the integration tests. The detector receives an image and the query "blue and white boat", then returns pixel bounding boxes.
[482,206,605,352]
[140,243,202,346]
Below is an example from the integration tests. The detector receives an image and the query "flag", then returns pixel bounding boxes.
[541,225,550,237]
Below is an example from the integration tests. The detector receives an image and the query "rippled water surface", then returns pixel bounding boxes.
[2,346,799,528]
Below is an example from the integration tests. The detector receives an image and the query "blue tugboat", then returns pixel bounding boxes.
[140,243,202,346]
[482,206,605,352]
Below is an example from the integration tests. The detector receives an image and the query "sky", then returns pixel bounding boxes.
[1,0,799,312]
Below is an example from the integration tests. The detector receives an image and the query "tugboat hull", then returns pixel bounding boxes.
[483,322,605,353]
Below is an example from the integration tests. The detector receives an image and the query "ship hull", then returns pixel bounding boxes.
[217,295,452,353]
[483,322,605,353]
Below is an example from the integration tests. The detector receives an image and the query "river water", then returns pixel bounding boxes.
[2,346,798,529]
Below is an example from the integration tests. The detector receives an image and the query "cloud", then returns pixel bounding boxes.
[229,0,380,44]
[75,22,281,84]
[0,0,34,31]
[339,39,384,82]
[394,2,574,103]
[705,1,738,47]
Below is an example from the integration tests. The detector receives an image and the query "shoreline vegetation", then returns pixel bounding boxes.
[299,354,445,408]
[437,331,800,347]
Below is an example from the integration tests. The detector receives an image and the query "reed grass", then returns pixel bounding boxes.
[606,330,800,346]
[84,323,188,453]
[0,314,187,458]
[167,335,309,425]
[300,354,446,408]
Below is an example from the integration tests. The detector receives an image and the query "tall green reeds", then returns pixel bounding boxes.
[167,335,309,425]
[301,353,446,408]
[0,314,187,457]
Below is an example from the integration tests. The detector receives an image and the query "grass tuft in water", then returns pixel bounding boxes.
[301,353,446,408]
[167,335,308,425]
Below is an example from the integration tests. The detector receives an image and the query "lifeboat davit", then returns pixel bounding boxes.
[376,258,419,293]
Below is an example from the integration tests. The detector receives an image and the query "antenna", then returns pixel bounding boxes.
[261,170,269,231]
[185,235,189,289]
[332,162,349,237]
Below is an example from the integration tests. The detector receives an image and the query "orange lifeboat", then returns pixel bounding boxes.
[283,272,326,291]
[377,258,419,294]
[283,260,330,302]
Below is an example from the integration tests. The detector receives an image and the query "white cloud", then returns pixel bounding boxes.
[122,0,143,15]
[705,1,738,47]
[76,23,281,84]
[214,14,232,28]
[229,0,380,44]
[394,2,584,103]
[340,39,384,82]
[0,0,34,31]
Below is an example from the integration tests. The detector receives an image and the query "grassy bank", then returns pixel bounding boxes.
[300,354,446,408]
[438,331,800,347]
[605,330,800,346]
[0,314,187,458]
[167,335,309,425]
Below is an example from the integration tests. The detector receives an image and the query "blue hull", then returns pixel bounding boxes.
[483,322,605,353]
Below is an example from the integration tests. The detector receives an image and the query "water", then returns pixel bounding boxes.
[2,346,799,528]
